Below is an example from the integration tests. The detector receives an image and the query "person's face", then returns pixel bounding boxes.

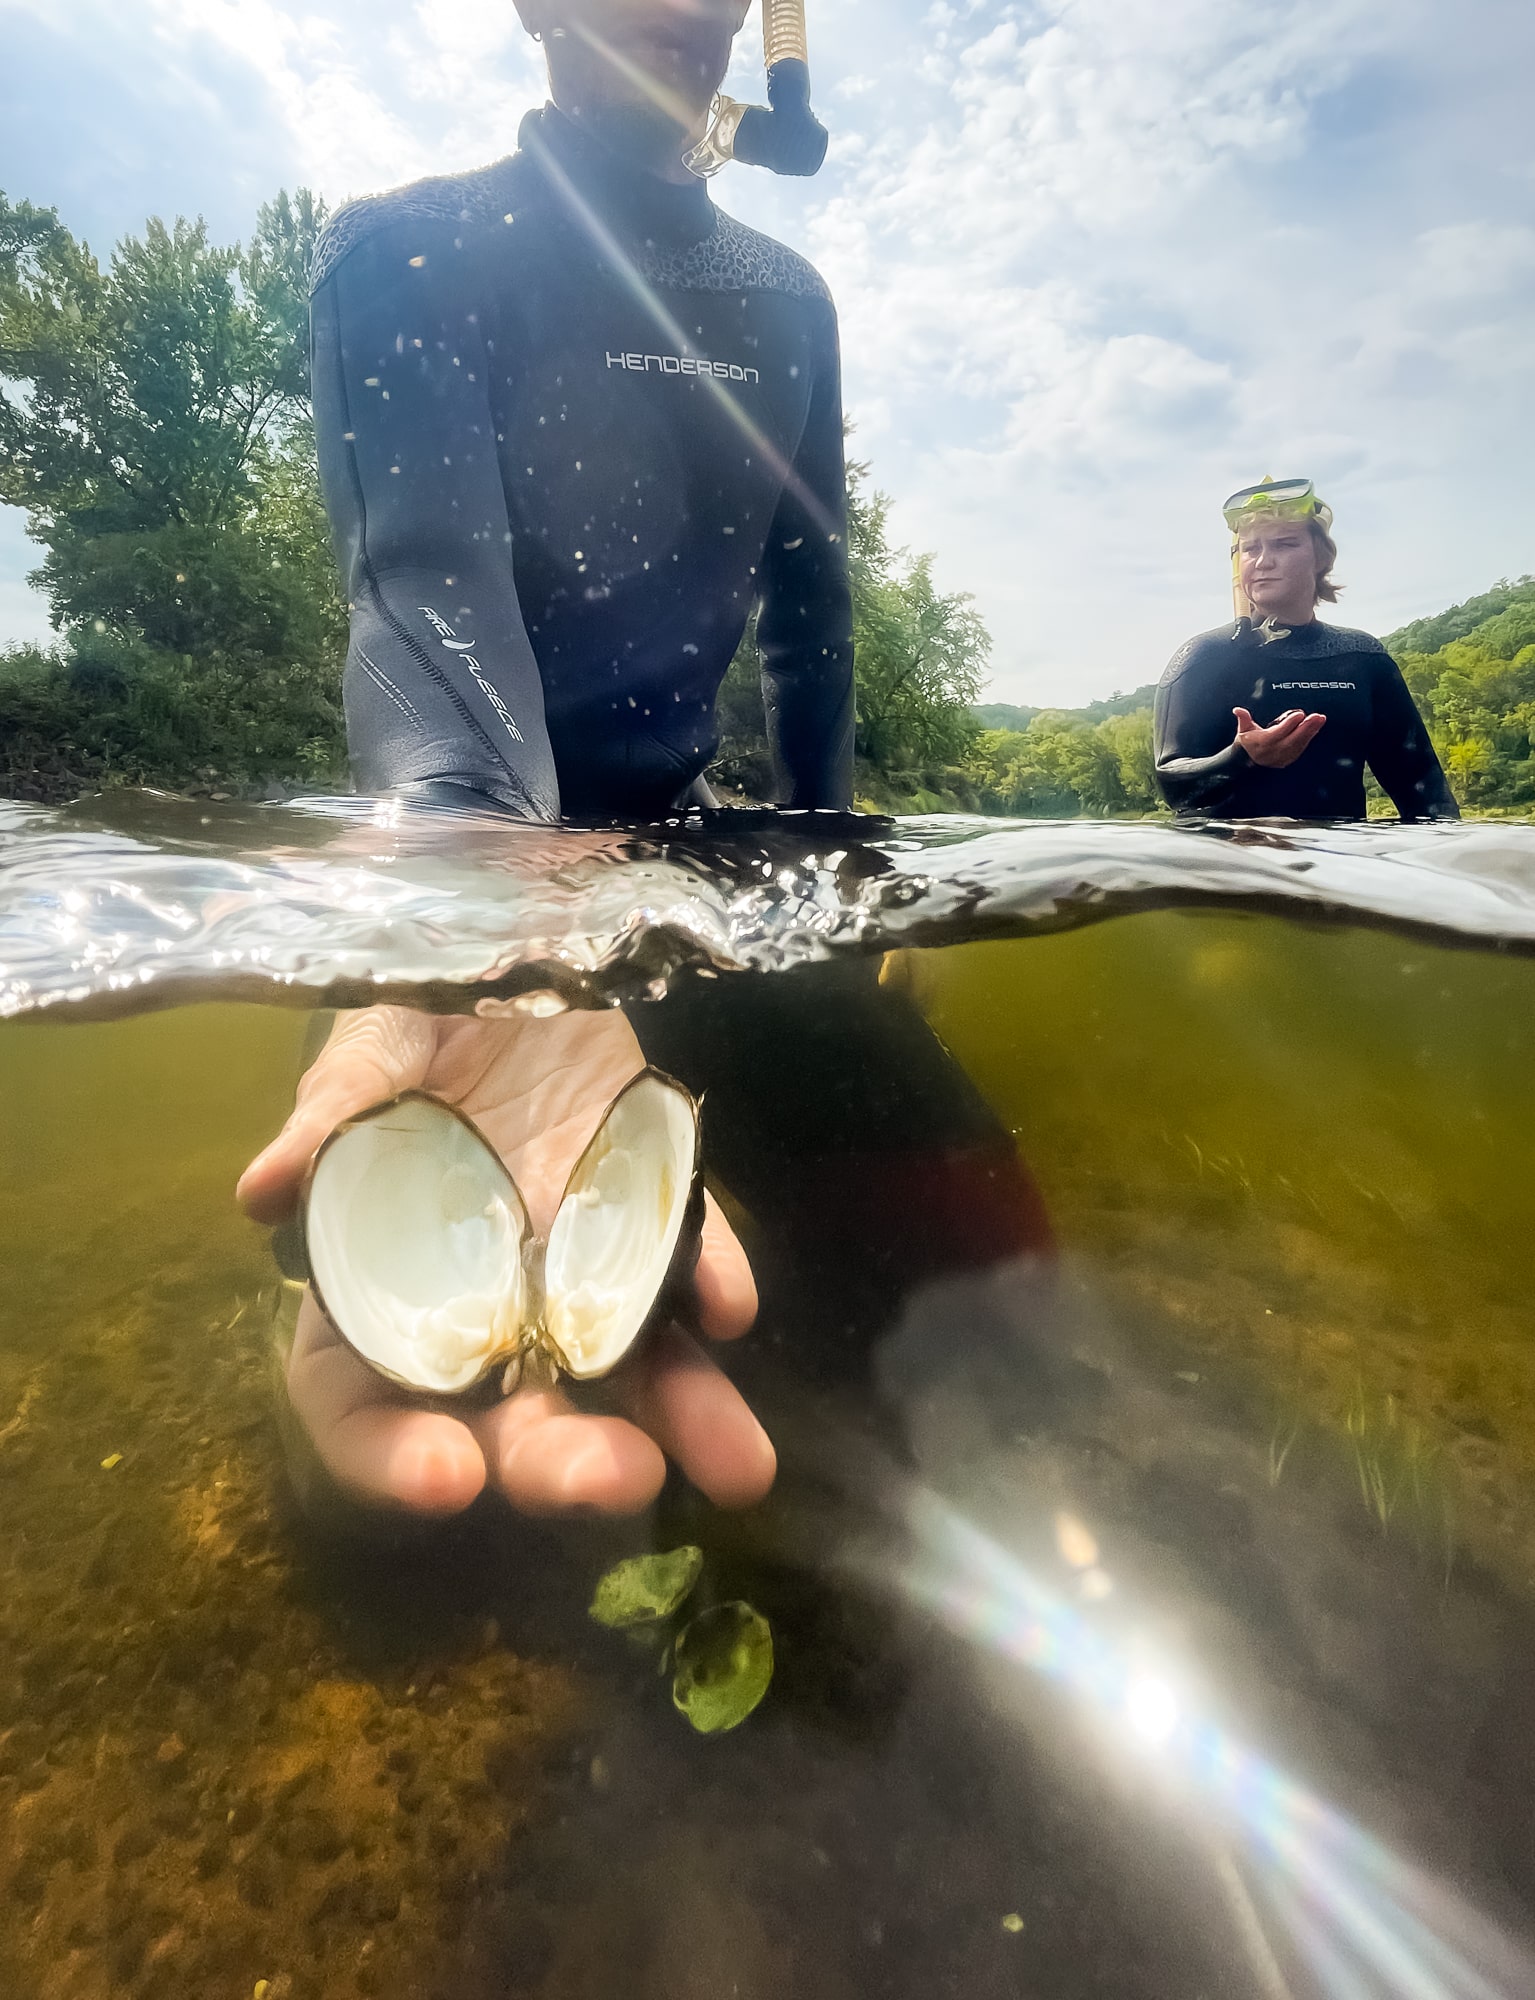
[515,0,752,153]
[1235,515,1323,624]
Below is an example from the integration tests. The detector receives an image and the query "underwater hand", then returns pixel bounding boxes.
[1233,705,1327,768]
[238,1008,772,1519]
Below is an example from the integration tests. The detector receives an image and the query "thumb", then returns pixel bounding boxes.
[237,1008,437,1223]
[1232,707,1256,732]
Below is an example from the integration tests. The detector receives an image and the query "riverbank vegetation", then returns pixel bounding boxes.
[1,188,1530,816]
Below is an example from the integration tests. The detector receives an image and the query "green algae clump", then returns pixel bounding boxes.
[588,1546,705,1630]
[671,1603,774,1735]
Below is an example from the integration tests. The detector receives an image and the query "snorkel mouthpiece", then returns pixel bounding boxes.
[734,57,828,175]
[685,0,829,179]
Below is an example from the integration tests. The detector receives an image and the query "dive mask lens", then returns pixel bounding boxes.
[1222,479,1316,530]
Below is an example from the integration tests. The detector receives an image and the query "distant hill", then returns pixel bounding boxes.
[1385,577,1535,658]
[972,683,1157,733]
[971,702,1040,732]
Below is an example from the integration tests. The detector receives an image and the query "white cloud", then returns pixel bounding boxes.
[139,0,546,198]
[2,0,1532,702]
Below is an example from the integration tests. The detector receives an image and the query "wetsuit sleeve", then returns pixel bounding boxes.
[754,302,855,809]
[311,221,560,820]
[1153,642,1247,814]
[1364,654,1460,821]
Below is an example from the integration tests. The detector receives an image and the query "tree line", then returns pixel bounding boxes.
[0,189,348,800]
[1,187,1530,816]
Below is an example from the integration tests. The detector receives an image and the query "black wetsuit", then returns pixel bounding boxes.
[309,104,854,821]
[1153,619,1458,820]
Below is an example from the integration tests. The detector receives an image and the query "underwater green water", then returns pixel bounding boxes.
[917,914,1535,1576]
[2,907,1535,1997]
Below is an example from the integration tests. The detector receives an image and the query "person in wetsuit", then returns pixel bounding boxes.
[309,49,853,820]
[1154,479,1458,820]
[239,0,1051,1525]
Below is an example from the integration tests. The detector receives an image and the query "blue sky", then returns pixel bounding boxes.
[2,0,1531,703]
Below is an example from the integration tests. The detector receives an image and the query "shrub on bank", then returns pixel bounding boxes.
[0,638,346,803]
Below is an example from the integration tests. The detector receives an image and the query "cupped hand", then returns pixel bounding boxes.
[1233,705,1327,769]
[238,1006,772,1519]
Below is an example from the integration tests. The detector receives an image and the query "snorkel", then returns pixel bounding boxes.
[1223,478,1332,623]
[685,0,829,178]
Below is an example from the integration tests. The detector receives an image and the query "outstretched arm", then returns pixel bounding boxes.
[754,303,855,809]
[312,214,560,819]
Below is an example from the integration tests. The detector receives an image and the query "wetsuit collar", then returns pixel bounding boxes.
[518,104,717,252]
[1233,614,1317,647]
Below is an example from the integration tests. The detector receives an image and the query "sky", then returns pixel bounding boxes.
[2,0,1532,705]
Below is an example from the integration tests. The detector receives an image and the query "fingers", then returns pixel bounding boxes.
[693,1191,758,1343]
[238,1008,437,1223]
[286,1294,488,1515]
[616,1327,777,1510]
[1235,706,1304,738]
[286,1292,772,1519]
[472,1391,668,1516]
[1233,707,1328,768]
[1270,713,1328,766]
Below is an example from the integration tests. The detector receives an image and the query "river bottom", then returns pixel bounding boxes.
[2,907,1534,1997]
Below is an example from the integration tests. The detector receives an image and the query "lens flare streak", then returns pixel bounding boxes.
[903,1491,1526,1999]
[520,111,838,543]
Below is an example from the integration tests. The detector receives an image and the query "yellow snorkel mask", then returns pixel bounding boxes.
[685,0,828,178]
[1222,477,1333,533]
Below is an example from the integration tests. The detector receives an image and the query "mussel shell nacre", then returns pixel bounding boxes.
[543,1068,704,1383]
[303,1092,534,1398]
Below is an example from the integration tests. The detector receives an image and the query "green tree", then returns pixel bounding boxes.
[847,471,987,780]
[960,708,1160,819]
[1385,577,1535,658]
[0,188,346,798]
[710,458,990,804]
[1098,708,1158,809]
[1384,578,1535,813]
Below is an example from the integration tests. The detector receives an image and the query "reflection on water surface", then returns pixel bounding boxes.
[2,802,1535,1997]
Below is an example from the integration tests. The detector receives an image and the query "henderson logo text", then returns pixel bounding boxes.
[607,350,760,384]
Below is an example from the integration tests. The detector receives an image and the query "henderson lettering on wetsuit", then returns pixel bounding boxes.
[1153,619,1459,820]
[309,105,855,823]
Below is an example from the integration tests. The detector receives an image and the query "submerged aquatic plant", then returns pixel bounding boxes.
[1343,1380,1455,1578]
[588,1547,705,1630]
[588,1549,775,1736]
[1267,1412,1301,1489]
[671,1604,775,1736]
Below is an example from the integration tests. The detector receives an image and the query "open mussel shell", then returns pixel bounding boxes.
[300,1071,703,1398]
[542,1068,704,1383]
[303,1092,534,1398]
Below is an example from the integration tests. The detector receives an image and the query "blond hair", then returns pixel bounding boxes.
[1309,514,1341,604]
